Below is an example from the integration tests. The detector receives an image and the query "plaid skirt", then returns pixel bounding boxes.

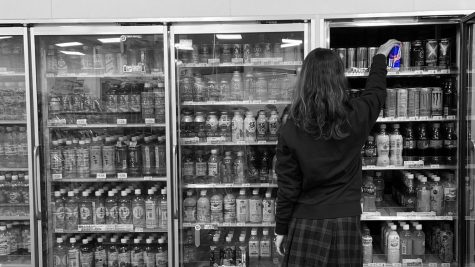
[282,216,362,267]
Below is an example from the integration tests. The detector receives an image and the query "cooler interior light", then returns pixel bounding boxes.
[55,42,83,47]
[216,34,243,40]
[98,38,121,43]
[59,50,85,56]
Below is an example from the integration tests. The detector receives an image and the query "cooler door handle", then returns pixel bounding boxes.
[173,144,179,219]
[33,145,41,218]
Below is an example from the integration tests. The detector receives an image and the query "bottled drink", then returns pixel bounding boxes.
[94,237,107,267]
[236,235,247,266]
[362,228,373,263]
[268,72,281,100]
[132,189,146,229]
[183,190,197,223]
[259,151,270,183]
[118,239,131,267]
[181,111,194,138]
[141,136,154,176]
[53,191,65,231]
[443,79,457,117]
[376,124,390,166]
[195,150,207,183]
[389,124,403,166]
[183,231,196,263]
[118,191,132,224]
[158,188,168,228]
[400,224,413,259]
[194,112,206,142]
[197,190,210,223]
[224,190,237,223]
[443,173,457,216]
[249,189,263,223]
[403,124,417,162]
[64,191,79,231]
[429,123,443,164]
[145,189,159,228]
[260,229,272,259]
[262,191,275,223]
[417,124,429,163]
[412,224,425,256]
[244,72,256,101]
[115,137,129,175]
[107,237,119,267]
[219,111,232,142]
[248,229,260,264]
[439,224,454,262]
[50,141,63,176]
[53,238,67,267]
[236,189,249,223]
[232,111,244,142]
[364,136,377,166]
[387,225,400,263]
[443,123,457,165]
[144,239,156,267]
[182,149,195,184]
[68,238,80,267]
[430,176,444,215]
[234,151,247,183]
[102,137,116,176]
[9,175,21,204]
[209,235,222,266]
[77,140,90,178]
[268,110,280,141]
[80,239,94,267]
[79,191,94,225]
[255,75,268,101]
[247,150,259,183]
[105,191,118,224]
[131,238,144,267]
[406,174,417,210]
[271,153,278,184]
[220,151,233,183]
[374,172,385,203]
[208,149,220,183]
[63,140,77,179]
[244,111,257,142]
[89,137,103,176]
[128,137,141,176]
[206,112,219,138]
[362,176,377,212]
[0,226,8,257]
[256,110,268,141]
[94,191,106,225]
[416,176,431,212]
[210,190,224,223]
[155,136,167,176]
[222,236,236,266]
[155,238,167,267]
[18,127,27,166]
[231,71,244,101]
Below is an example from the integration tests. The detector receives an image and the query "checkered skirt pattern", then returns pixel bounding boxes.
[282,216,362,267]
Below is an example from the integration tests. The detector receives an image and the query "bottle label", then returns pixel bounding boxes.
[224,197,236,222]
[119,205,131,223]
[145,201,158,228]
[249,199,263,222]
[262,199,275,222]
[54,254,67,267]
[50,151,63,173]
[79,205,92,222]
[67,249,79,267]
[106,205,118,223]
[429,140,443,149]
[118,252,131,265]
[144,252,155,267]
[155,251,168,267]
[248,240,259,257]
[195,162,207,177]
[94,249,107,266]
[444,187,457,201]
[184,206,196,222]
[131,251,144,267]
[133,205,145,222]
[444,140,457,148]
[159,203,168,227]
[108,251,118,266]
[80,251,94,267]
[183,162,194,176]
[236,199,249,222]
[0,237,8,256]
[95,206,106,220]
[417,140,429,150]
[260,240,271,257]
[208,162,219,177]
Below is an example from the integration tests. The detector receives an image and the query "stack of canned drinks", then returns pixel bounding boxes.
[333,38,451,70]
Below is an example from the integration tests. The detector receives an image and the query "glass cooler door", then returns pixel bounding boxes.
[31,26,172,267]
[0,27,36,267]
[170,22,308,267]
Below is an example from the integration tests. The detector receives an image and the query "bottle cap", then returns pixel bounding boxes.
[225,151,232,156]
[146,239,152,244]
[79,140,85,145]
[68,191,74,197]
[421,177,427,183]
[158,238,164,244]
[211,149,218,154]
[148,189,154,195]
[253,189,259,195]
[134,239,140,244]
[226,236,232,242]
[70,238,76,243]
[367,136,374,141]
[121,191,127,197]
[135,189,141,195]
[54,191,61,197]
[263,229,269,235]
[82,191,89,197]
[82,239,88,244]
[56,238,63,243]
[433,123,440,127]
[200,190,207,196]
[391,225,397,230]
[403,225,410,231]
[66,140,72,145]
[239,189,246,195]
[393,124,400,129]
[12,175,18,181]
[237,151,244,156]
[380,124,386,129]
[52,140,58,146]
[265,192,271,198]
[239,235,245,242]
[187,190,193,196]
[251,229,257,235]
[434,176,440,182]
[97,237,103,243]
[121,239,127,244]
[161,188,166,195]
[416,225,422,230]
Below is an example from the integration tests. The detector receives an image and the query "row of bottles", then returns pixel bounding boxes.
[179,70,296,102]
[53,184,167,231]
[0,172,29,205]
[53,234,168,267]
[363,122,457,166]
[0,126,28,168]
[0,222,31,257]
[50,130,167,179]
[182,147,277,184]
[183,188,275,224]
[0,81,26,121]
[180,109,282,143]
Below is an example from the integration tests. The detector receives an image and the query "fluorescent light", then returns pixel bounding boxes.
[216,34,242,40]
[0,36,13,40]
[59,50,85,56]
[281,43,301,48]
[55,42,83,47]
[282,38,302,44]
[98,38,121,43]
[175,43,194,51]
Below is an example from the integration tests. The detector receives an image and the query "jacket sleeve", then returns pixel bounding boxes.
[349,54,388,138]
[275,132,302,235]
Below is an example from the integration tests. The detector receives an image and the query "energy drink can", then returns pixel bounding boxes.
[347,48,356,69]
[431,87,443,116]
[356,47,368,68]
[368,47,378,67]
[407,88,420,118]
[401,42,411,69]
[336,48,347,68]
[397,88,408,118]
[388,45,401,69]
[412,40,425,67]
[438,38,451,68]
[420,87,432,117]
[385,88,397,118]
[425,39,438,67]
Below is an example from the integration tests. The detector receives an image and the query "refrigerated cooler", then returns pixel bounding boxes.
[0,27,35,267]
[321,12,475,266]
[170,22,309,266]
[30,25,172,266]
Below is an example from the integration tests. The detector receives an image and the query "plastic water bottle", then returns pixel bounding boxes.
[389,124,403,166]
[0,127,5,164]
[105,191,118,224]
[262,191,275,223]
[443,173,457,216]
[67,238,80,267]
[156,238,168,267]
[234,151,247,183]
[89,137,103,176]
[416,177,431,212]
[77,140,90,178]
[53,237,67,267]
[132,189,146,229]
[439,224,454,262]
[249,189,263,223]
[118,239,131,267]
[9,175,22,204]
[80,239,93,267]
[222,236,236,266]
[118,191,132,224]
[94,191,106,225]
[64,191,78,231]
[131,238,144,267]
[430,176,444,215]
[210,190,224,223]
[362,175,377,212]
[248,228,260,265]
[260,228,272,260]
[197,190,210,223]
[376,124,390,166]
[4,127,15,167]
[412,224,425,256]
[79,191,93,225]
[236,235,247,266]
[210,235,222,266]
[158,188,168,228]
[208,150,220,183]
[102,137,116,176]
[63,140,77,179]
[236,189,249,223]
[387,225,400,263]
[145,189,159,228]
[94,237,107,267]
[400,224,413,260]
[223,190,236,223]
[362,228,373,263]
[108,237,119,267]
[144,238,156,267]
[128,137,141,176]
[18,127,27,166]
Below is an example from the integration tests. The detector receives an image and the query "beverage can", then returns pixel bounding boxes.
[336,48,347,68]
[232,44,242,59]
[384,88,397,118]
[221,44,232,63]
[388,45,401,69]
[401,42,411,69]
[419,87,432,117]
[356,47,368,68]
[243,44,252,63]
[407,88,420,117]
[431,87,443,116]
[438,38,451,68]
[252,43,263,58]
[411,40,425,67]
[425,39,438,67]
[396,88,408,118]
[368,47,378,67]
[347,48,356,69]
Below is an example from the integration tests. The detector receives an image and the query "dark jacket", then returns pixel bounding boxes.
[275,54,387,235]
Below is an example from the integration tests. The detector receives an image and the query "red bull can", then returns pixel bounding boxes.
[388,45,401,69]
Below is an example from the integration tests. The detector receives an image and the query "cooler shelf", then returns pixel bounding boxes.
[55,225,168,233]
[182,222,275,229]
[0,168,28,172]
[51,176,167,182]
[180,139,277,146]
[0,216,30,221]
[0,72,25,77]
[364,254,453,267]
[181,100,291,106]
[346,68,457,78]
[183,183,278,189]
[47,123,166,128]
[177,61,302,68]
[0,120,27,125]
[45,72,164,78]
[376,116,456,123]
[362,165,456,171]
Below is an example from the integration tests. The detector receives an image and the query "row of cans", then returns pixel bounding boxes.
[333,38,451,69]
[179,42,302,64]
[385,87,444,118]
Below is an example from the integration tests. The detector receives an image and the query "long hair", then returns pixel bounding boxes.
[289,48,350,140]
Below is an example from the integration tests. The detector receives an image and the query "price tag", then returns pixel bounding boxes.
[402,259,422,266]
[242,183,251,187]
[46,73,55,78]
[204,224,216,230]
[392,264,401,267]
[96,173,107,179]
[263,222,272,226]
[237,141,246,145]
[365,165,376,169]
[260,183,270,187]
[268,100,277,104]
[447,115,456,120]
[414,70,423,74]
[232,58,244,64]
[388,165,396,168]
[368,263,377,267]
[441,264,450,267]
[52,174,63,180]
[236,222,245,227]
[135,227,144,232]
[105,225,115,231]
[252,100,262,104]
[257,141,267,144]
[224,183,233,188]
[145,118,156,124]
[144,176,153,180]
[419,116,429,120]
[208,58,220,65]
[432,116,443,120]
[430,164,440,169]
[117,119,127,125]
[117,173,128,179]
[58,119,67,125]
[428,263,438,267]
[56,229,63,233]
[222,222,231,227]
[375,264,384,267]
[76,119,87,126]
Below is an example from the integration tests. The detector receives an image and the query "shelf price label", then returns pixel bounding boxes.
[446,115,456,120]
[236,141,246,145]
[117,173,127,179]
[145,118,156,124]
[257,141,267,144]
[76,119,87,126]
[96,173,107,179]
[117,119,127,125]
[402,259,422,266]
[236,222,245,227]
[143,176,153,180]
[242,183,251,187]
[441,263,450,267]
[430,164,440,169]
[428,263,438,267]
[223,183,233,188]
[52,174,62,180]
[135,227,144,232]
